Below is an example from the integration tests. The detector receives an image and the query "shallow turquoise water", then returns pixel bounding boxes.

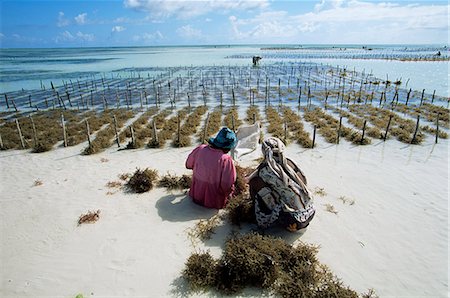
[1,45,448,97]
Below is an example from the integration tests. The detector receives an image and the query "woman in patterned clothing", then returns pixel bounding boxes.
[247,137,315,231]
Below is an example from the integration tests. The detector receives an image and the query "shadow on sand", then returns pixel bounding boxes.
[155,193,218,222]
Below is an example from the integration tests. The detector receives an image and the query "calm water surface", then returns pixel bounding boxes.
[1,45,448,97]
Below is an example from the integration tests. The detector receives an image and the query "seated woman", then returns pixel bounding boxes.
[185,127,237,209]
[247,137,315,232]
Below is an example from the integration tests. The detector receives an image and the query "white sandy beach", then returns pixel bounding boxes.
[0,129,448,298]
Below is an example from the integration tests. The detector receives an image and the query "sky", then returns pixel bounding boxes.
[0,0,448,48]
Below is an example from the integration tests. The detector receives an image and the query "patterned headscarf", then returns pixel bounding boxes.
[261,137,312,206]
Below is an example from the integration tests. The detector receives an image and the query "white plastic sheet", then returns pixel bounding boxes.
[232,122,262,163]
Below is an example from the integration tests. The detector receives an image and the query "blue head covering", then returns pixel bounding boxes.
[208,127,237,149]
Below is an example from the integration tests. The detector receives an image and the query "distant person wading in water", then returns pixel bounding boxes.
[185,127,237,209]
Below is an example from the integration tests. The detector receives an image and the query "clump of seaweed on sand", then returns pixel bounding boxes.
[303,107,371,145]
[187,165,254,243]
[147,109,171,148]
[119,108,159,149]
[224,165,256,226]
[245,105,261,124]
[223,107,242,131]
[197,109,222,143]
[78,210,101,226]
[265,106,285,141]
[172,106,208,148]
[183,233,377,297]
[225,192,256,226]
[188,214,222,242]
[83,109,134,155]
[282,107,313,148]
[334,108,383,140]
[125,168,159,193]
[158,173,192,190]
[155,108,189,148]
[0,110,66,151]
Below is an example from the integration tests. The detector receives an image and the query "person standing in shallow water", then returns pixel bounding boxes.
[185,127,237,209]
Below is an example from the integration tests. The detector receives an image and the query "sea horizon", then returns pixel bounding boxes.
[1,43,449,50]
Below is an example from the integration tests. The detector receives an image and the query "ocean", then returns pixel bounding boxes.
[0,44,449,97]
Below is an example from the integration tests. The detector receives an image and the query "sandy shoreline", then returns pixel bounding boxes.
[0,134,448,297]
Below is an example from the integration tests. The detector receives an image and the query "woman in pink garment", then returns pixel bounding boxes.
[185,127,237,209]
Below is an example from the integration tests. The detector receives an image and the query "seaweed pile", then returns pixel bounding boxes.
[183,233,377,297]
[125,168,159,193]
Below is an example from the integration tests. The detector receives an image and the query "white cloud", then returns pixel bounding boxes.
[76,31,95,41]
[57,11,70,27]
[55,30,94,43]
[228,0,449,43]
[55,31,75,42]
[132,31,164,42]
[74,13,88,25]
[112,26,126,32]
[0,33,4,39]
[176,25,202,39]
[124,0,269,20]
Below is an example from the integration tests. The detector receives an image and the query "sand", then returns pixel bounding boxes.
[0,134,448,297]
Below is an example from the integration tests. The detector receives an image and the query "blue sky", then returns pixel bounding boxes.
[0,0,448,48]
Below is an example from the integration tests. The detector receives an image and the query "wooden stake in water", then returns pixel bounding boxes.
[406,88,412,106]
[419,89,425,107]
[15,119,25,149]
[379,92,384,107]
[203,113,210,143]
[85,119,91,147]
[152,119,158,144]
[435,113,439,144]
[0,133,3,150]
[4,94,10,109]
[312,125,316,148]
[231,114,235,132]
[130,126,135,145]
[56,91,66,109]
[144,90,148,107]
[11,99,18,112]
[102,95,108,110]
[383,115,393,141]
[187,92,191,110]
[177,112,181,144]
[337,117,342,144]
[173,89,176,107]
[29,116,38,147]
[284,121,288,142]
[360,120,367,144]
[431,90,436,104]
[411,115,420,144]
[113,115,120,148]
[232,88,235,106]
[307,87,311,110]
[66,91,73,107]
[61,114,67,147]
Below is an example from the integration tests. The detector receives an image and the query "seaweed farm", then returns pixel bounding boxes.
[1,61,448,154]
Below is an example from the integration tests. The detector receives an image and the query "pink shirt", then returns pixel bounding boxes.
[185,144,236,209]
